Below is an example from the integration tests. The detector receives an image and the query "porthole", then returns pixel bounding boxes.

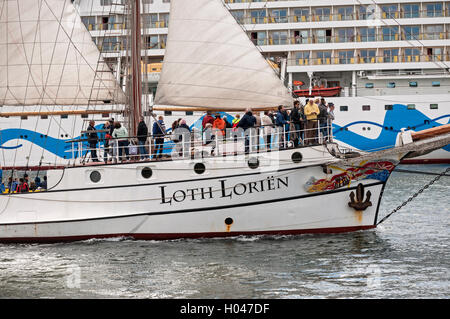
[248,157,259,169]
[90,171,101,183]
[225,217,233,225]
[194,162,206,175]
[291,152,303,163]
[141,167,153,179]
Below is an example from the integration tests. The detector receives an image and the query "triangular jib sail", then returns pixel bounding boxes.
[154,0,293,111]
[0,0,126,106]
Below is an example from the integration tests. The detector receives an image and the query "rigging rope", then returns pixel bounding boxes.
[377,166,450,225]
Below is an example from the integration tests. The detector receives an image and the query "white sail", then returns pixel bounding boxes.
[0,0,125,106]
[154,0,293,111]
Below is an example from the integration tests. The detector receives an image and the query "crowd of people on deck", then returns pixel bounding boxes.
[78,98,335,163]
[0,99,334,194]
[1,173,47,194]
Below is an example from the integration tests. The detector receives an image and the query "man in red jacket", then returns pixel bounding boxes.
[202,111,215,130]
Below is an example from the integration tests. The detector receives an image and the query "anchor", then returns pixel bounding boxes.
[348,183,372,211]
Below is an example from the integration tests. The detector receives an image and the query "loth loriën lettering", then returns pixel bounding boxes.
[160,176,288,205]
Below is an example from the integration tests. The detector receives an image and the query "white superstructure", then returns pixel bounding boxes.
[73,0,450,163]
[1,0,449,167]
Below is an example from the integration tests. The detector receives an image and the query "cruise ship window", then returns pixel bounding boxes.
[358,5,373,20]
[61,114,68,119]
[381,4,399,18]
[293,30,310,44]
[185,111,194,116]
[295,51,310,65]
[358,28,376,42]
[336,28,354,43]
[407,104,416,110]
[382,26,399,41]
[164,111,172,116]
[432,81,440,87]
[316,51,332,65]
[362,105,370,111]
[293,8,309,22]
[385,105,393,110]
[250,31,267,46]
[231,11,245,24]
[365,83,374,88]
[402,4,420,18]
[430,104,438,110]
[403,26,420,40]
[387,82,396,88]
[424,25,444,40]
[409,81,418,87]
[404,48,420,62]
[270,9,288,23]
[360,49,376,63]
[270,31,288,45]
[338,50,354,64]
[314,29,332,43]
[250,10,266,24]
[314,7,331,21]
[383,49,399,63]
[336,7,354,20]
[426,3,443,17]
[340,105,348,111]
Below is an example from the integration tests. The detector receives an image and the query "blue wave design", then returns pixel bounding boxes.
[332,104,450,153]
[0,144,23,150]
[0,126,104,159]
[1,106,448,159]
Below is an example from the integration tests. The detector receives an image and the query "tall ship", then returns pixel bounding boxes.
[1,0,449,168]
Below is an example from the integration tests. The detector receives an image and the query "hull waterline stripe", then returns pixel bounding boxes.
[0,225,376,243]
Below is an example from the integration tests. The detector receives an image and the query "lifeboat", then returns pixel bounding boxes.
[292,81,342,97]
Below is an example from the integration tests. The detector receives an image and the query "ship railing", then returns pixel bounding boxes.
[66,119,334,164]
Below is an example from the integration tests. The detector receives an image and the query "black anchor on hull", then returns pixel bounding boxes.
[349,183,372,211]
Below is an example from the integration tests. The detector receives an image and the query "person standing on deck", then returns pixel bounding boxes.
[290,101,302,147]
[304,99,320,145]
[236,108,256,154]
[318,98,329,142]
[275,105,289,149]
[212,113,226,139]
[112,122,129,161]
[87,120,99,162]
[137,117,149,160]
[262,110,274,150]
[202,111,215,130]
[152,116,166,159]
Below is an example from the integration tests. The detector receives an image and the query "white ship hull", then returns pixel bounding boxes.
[0,147,393,242]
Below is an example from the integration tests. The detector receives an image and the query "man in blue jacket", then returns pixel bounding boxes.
[275,105,289,149]
[152,116,166,159]
[237,108,256,154]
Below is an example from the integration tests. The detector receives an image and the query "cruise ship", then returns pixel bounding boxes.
[1,0,449,168]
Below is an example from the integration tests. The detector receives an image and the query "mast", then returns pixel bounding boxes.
[129,0,143,136]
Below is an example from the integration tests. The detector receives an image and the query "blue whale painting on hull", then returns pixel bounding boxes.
[332,104,450,153]
[0,106,448,161]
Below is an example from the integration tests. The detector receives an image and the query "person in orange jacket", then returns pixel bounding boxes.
[212,113,226,137]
